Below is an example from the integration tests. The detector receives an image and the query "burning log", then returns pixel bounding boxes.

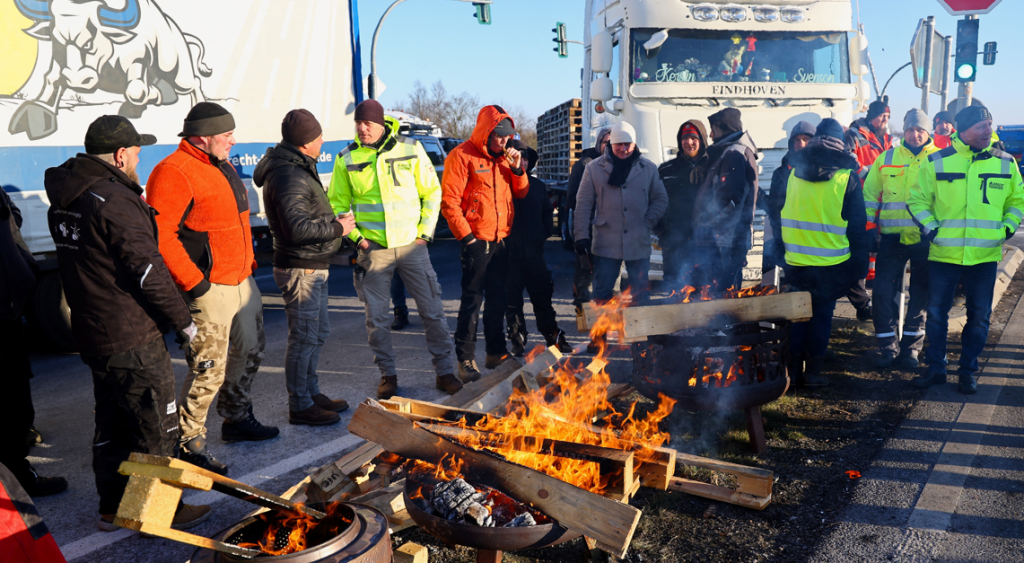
[430,478,492,525]
[463,345,563,413]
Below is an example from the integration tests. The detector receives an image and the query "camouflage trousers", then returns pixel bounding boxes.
[178,276,266,442]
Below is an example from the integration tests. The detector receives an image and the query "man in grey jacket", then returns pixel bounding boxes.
[573,122,668,306]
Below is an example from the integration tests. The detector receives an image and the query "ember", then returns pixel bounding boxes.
[669,284,778,303]
[232,502,352,556]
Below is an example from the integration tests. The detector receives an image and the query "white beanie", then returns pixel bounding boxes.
[609,121,636,144]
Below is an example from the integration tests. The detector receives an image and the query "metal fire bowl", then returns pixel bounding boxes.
[190,503,391,563]
[403,474,580,551]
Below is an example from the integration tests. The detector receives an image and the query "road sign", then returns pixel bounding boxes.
[936,0,1002,15]
[910,18,947,93]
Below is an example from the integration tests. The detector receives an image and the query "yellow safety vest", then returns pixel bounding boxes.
[908,133,1024,265]
[781,169,852,267]
[863,139,940,245]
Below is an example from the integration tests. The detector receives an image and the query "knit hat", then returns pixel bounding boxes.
[955,105,993,132]
[679,123,701,139]
[815,118,845,142]
[867,98,890,121]
[282,109,322,147]
[609,121,636,144]
[85,115,156,154]
[491,118,515,137]
[708,107,743,135]
[179,102,235,137]
[354,99,386,127]
[933,111,955,127]
[903,108,930,132]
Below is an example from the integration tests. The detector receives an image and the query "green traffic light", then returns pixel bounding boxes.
[956,64,975,81]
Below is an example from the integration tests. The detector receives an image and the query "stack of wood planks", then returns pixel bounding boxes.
[536,98,583,182]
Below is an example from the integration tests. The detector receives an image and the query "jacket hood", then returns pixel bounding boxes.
[791,136,860,182]
[44,154,141,208]
[508,139,538,174]
[469,105,516,157]
[707,130,757,162]
[676,119,709,158]
[253,142,315,187]
[788,121,816,151]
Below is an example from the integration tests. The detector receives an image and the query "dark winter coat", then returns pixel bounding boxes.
[254,142,343,270]
[766,121,817,263]
[781,138,870,302]
[508,146,553,257]
[656,119,710,248]
[44,155,192,356]
[0,191,36,319]
[692,130,759,251]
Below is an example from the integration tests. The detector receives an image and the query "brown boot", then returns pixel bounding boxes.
[289,405,341,426]
[312,393,349,413]
[435,374,464,394]
[377,375,398,399]
[485,353,510,369]
[172,504,212,530]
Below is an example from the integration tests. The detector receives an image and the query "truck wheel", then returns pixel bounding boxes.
[32,272,76,351]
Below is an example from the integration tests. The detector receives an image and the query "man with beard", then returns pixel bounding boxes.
[690,108,758,292]
[657,120,710,290]
[850,97,893,174]
[932,111,956,149]
[567,127,610,309]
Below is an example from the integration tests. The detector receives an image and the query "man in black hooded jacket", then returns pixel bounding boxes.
[765,121,816,265]
[567,127,610,309]
[657,119,710,290]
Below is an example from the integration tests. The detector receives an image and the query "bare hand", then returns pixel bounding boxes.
[336,214,356,236]
[415,238,428,246]
[506,147,522,169]
[358,239,370,250]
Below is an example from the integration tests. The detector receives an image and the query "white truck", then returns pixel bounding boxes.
[0,0,362,348]
[581,0,871,281]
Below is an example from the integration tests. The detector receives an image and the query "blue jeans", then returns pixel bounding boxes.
[925,261,997,376]
[274,268,330,411]
[592,255,650,304]
[789,297,837,358]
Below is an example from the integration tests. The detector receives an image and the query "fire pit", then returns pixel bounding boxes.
[190,503,391,562]
[630,321,791,454]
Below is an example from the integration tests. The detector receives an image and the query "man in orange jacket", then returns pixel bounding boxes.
[147,103,277,476]
[849,97,893,177]
[441,105,529,381]
[932,111,955,149]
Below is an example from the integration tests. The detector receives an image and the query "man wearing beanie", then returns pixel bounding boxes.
[864,109,939,369]
[148,102,277,475]
[690,107,758,292]
[780,118,869,388]
[932,111,956,149]
[441,105,529,381]
[657,119,710,290]
[43,115,210,530]
[765,120,816,268]
[330,100,461,400]
[254,110,355,425]
[908,106,1024,394]
[850,97,893,172]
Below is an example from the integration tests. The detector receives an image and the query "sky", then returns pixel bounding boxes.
[359,0,1022,128]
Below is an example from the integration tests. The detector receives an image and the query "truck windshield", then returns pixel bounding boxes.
[630,29,850,85]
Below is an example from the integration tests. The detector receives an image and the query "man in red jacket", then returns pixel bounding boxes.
[933,111,955,149]
[849,97,893,175]
[147,103,277,476]
[441,105,529,381]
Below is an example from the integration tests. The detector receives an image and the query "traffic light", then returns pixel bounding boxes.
[553,22,567,58]
[472,2,490,25]
[954,18,979,83]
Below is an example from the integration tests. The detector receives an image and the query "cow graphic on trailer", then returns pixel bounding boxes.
[9,0,213,140]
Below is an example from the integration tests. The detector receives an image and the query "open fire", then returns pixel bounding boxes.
[229,502,353,556]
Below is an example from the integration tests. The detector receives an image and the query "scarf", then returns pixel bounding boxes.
[608,148,640,188]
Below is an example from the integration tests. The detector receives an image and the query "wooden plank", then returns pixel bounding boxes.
[465,346,563,413]
[394,542,429,563]
[347,401,641,558]
[676,452,773,499]
[444,356,525,408]
[115,475,181,529]
[115,518,260,558]
[666,476,771,510]
[118,461,214,491]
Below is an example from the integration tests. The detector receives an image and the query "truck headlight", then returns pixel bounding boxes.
[720,5,747,23]
[752,6,779,22]
[780,7,805,23]
[689,3,719,21]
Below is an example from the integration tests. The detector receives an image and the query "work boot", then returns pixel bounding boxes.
[802,356,829,388]
[377,375,398,399]
[25,426,43,447]
[897,349,920,369]
[172,504,212,530]
[98,515,119,532]
[911,370,945,388]
[458,360,481,383]
[391,306,410,330]
[312,393,349,413]
[179,436,229,476]
[545,329,574,354]
[485,352,510,369]
[958,373,978,395]
[222,405,280,442]
[874,350,898,369]
[856,304,873,322]
[509,332,527,356]
[289,404,340,426]
[435,374,464,395]
[18,465,67,498]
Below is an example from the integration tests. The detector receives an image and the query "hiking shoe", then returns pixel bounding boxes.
[458,360,481,383]
[222,406,279,442]
[312,393,349,413]
[510,333,527,356]
[436,374,464,395]
[289,404,340,426]
[18,466,67,498]
[958,373,978,395]
[856,305,873,322]
[802,356,829,388]
[391,306,410,331]
[179,436,229,476]
[485,353,510,369]
[25,426,43,448]
[911,370,945,388]
[897,349,920,369]
[546,329,574,354]
[172,504,212,530]
[377,375,398,399]
[874,350,898,369]
[98,515,119,532]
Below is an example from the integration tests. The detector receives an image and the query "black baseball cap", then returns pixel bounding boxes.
[85,115,156,154]
[492,118,515,137]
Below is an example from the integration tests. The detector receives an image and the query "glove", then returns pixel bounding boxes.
[460,234,478,249]
[925,228,939,243]
[575,239,591,256]
[1007,228,1015,241]
[175,321,197,350]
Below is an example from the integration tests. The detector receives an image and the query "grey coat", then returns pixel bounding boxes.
[573,151,669,261]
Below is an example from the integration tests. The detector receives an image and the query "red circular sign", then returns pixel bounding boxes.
[937,0,1003,15]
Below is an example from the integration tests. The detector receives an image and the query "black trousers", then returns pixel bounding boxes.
[506,244,559,343]
[0,318,35,482]
[455,240,509,360]
[82,336,179,514]
[873,236,930,353]
[847,278,871,310]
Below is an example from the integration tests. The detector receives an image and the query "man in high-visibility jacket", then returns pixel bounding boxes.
[908,106,1024,394]
[780,119,869,387]
[328,100,461,400]
[864,109,940,370]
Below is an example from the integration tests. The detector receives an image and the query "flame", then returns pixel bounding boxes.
[236,502,351,556]
[688,346,754,388]
[432,453,465,481]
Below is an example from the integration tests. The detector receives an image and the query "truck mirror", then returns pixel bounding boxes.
[592,30,613,73]
[591,76,614,102]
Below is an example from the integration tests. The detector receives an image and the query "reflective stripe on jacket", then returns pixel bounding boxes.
[863,139,940,245]
[781,169,852,267]
[909,133,1024,265]
[327,116,441,247]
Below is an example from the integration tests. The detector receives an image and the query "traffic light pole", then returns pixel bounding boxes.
[920,16,935,115]
[941,35,952,112]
